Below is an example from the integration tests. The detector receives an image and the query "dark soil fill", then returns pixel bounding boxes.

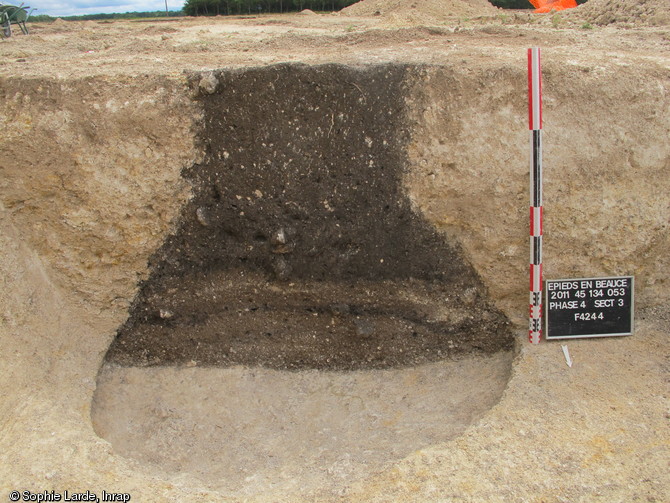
[104,63,514,371]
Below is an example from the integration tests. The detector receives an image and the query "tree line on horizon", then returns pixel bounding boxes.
[183,0,357,16]
[28,11,184,22]
[181,0,585,17]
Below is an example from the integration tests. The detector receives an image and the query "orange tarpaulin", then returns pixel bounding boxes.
[528,0,578,13]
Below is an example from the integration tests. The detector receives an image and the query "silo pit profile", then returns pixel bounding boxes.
[92,64,516,496]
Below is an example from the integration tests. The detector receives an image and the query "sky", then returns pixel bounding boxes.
[15,0,186,17]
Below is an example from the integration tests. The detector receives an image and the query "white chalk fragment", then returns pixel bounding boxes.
[195,207,210,227]
[561,344,573,368]
[199,72,218,95]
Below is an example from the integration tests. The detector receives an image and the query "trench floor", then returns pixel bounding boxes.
[92,351,514,496]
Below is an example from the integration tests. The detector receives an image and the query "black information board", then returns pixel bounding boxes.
[545,276,634,340]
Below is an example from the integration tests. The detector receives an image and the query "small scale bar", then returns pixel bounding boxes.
[530,206,543,236]
[528,48,543,130]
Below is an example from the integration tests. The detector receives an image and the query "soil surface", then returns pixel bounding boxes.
[342,0,500,19]
[566,0,670,26]
[1,3,669,503]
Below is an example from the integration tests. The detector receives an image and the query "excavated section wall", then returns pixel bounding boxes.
[403,61,670,323]
[104,64,513,370]
[0,76,200,312]
[155,64,476,284]
[1,62,669,329]
[1,59,669,502]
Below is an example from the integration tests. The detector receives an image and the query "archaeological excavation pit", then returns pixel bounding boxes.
[92,64,516,495]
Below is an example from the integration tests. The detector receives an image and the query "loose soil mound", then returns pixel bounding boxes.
[571,0,670,26]
[342,0,498,21]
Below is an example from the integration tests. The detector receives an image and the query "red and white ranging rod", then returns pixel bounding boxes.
[528,47,543,344]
